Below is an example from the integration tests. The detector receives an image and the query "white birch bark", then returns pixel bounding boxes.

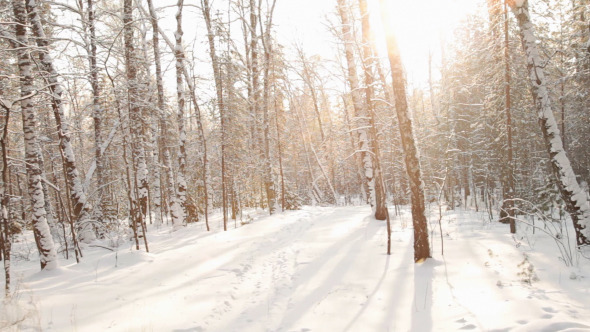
[135,6,162,226]
[336,0,376,209]
[123,0,149,231]
[12,0,57,270]
[25,0,92,242]
[85,0,110,225]
[1,94,12,290]
[357,0,388,220]
[137,2,209,229]
[509,0,590,246]
[171,0,188,229]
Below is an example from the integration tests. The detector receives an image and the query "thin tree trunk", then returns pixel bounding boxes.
[378,0,430,262]
[509,0,590,246]
[171,0,188,229]
[274,95,286,211]
[202,0,228,228]
[115,89,140,250]
[0,102,12,291]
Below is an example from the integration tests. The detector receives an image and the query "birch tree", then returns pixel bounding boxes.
[259,0,279,214]
[357,0,388,221]
[508,0,590,246]
[145,0,172,226]
[0,95,12,290]
[12,0,57,269]
[86,0,111,225]
[138,0,211,229]
[123,0,149,249]
[171,0,188,228]
[336,0,377,211]
[25,0,92,243]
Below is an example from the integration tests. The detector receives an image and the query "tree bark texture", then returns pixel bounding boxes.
[123,0,149,237]
[12,0,57,270]
[358,0,388,221]
[172,0,188,228]
[379,0,430,262]
[509,0,590,246]
[26,0,92,241]
[336,0,377,211]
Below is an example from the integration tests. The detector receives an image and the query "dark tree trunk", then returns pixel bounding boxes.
[378,0,431,262]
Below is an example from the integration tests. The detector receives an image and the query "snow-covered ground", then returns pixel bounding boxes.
[2,205,590,331]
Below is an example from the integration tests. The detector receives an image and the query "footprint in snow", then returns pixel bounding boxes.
[459,324,477,330]
[455,318,476,330]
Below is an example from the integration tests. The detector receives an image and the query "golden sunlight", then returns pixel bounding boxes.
[369,0,481,85]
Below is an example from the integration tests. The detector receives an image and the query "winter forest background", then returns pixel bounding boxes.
[1,0,590,330]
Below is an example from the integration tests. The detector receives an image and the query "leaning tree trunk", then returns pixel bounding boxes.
[25,0,92,242]
[378,0,430,262]
[12,0,57,270]
[336,0,377,211]
[509,0,590,246]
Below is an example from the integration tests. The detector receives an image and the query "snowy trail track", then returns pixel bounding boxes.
[7,206,590,331]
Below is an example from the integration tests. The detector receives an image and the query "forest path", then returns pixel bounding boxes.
[10,205,590,331]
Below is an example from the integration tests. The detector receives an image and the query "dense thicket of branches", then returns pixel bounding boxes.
[0,0,589,289]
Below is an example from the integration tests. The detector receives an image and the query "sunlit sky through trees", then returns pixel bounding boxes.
[79,0,483,94]
[274,0,482,88]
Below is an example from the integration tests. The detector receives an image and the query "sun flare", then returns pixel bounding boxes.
[368,0,481,85]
